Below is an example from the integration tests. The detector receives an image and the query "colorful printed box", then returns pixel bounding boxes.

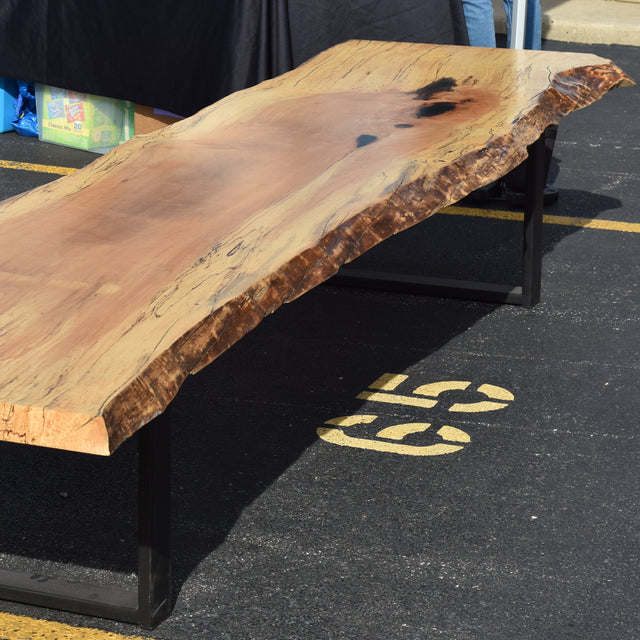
[35,84,134,153]
[0,78,18,133]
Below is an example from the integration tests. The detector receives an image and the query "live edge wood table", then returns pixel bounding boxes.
[0,41,631,627]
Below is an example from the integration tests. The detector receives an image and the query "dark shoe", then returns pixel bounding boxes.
[503,184,559,207]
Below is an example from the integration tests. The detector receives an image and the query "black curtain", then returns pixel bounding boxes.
[289,0,468,67]
[0,0,467,117]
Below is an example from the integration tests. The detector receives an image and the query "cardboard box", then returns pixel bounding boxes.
[35,84,134,153]
[134,104,184,135]
[0,78,18,133]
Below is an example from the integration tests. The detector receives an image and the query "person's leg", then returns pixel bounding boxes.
[502,0,555,205]
[461,0,496,47]
[459,0,499,201]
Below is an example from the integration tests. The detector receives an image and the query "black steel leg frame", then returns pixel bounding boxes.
[0,409,172,629]
[332,134,546,307]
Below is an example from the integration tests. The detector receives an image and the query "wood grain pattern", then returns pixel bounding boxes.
[0,41,632,455]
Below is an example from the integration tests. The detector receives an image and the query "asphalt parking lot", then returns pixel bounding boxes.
[0,40,638,640]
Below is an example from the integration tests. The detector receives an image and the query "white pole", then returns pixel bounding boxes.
[510,0,527,49]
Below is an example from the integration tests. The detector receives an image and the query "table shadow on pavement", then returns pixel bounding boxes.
[0,282,516,606]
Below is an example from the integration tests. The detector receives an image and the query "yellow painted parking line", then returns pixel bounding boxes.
[0,159,78,176]
[0,611,158,640]
[1,159,637,234]
[441,204,640,233]
[542,213,640,233]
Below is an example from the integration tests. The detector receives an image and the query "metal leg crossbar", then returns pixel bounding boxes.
[331,135,546,307]
[0,410,172,629]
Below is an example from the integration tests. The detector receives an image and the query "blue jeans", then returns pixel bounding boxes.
[461,0,542,49]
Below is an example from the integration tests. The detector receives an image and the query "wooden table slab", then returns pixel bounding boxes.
[0,41,631,455]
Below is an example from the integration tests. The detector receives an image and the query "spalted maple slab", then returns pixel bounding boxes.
[0,41,632,455]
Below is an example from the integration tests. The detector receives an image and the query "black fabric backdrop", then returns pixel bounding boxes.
[0,0,467,117]
[289,0,469,68]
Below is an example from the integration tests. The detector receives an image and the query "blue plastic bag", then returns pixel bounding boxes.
[12,81,38,137]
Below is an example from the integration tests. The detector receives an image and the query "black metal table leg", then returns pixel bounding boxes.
[138,408,172,628]
[330,133,546,307]
[0,410,172,628]
[521,134,545,307]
